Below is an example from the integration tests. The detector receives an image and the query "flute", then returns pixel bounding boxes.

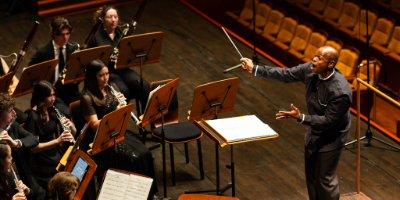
[0,116,16,141]
[53,106,76,144]
[9,165,24,194]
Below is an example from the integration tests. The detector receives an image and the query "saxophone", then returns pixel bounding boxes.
[53,106,75,144]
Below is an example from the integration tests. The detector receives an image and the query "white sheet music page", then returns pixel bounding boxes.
[205,115,278,143]
[143,84,162,116]
[122,174,153,200]
[97,170,129,200]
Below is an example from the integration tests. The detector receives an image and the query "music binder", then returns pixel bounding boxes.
[96,168,153,200]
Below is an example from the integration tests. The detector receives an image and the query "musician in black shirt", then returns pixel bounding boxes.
[241,46,352,200]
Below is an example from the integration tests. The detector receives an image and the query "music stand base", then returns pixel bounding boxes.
[345,136,400,150]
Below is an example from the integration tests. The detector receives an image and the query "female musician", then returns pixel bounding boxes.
[0,142,31,200]
[88,5,150,112]
[24,80,76,192]
[80,59,157,199]
[48,172,79,200]
[0,57,27,124]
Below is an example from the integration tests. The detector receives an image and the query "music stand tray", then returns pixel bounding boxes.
[115,31,164,69]
[64,45,112,85]
[13,59,58,97]
[0,72,15,94]
[64,150,97,200]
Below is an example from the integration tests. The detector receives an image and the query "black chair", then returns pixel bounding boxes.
[150,79,204,186]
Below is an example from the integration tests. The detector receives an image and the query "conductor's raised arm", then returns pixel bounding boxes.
[240,58,253,73]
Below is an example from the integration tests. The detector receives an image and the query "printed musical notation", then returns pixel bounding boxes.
[97,169,153,200]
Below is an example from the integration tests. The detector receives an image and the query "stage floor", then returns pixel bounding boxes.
[1,0,400,199]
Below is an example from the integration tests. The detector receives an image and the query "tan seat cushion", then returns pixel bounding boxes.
[387,26,400,54]
[336,49,359,77]
[303,32,327,59]
[309,0,328,13]
[322,0,344,20]
[262,10,285,35]
[353,10,378,37]
[240,0,259,20]
[325,40,343,52]
[276,17,298,44]
[253,3,272,28]
[370,18,395,46]
[289,25,312,52]
[337,2,360,29]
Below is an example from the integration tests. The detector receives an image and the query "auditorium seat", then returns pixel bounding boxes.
[293,0,311,5]
[325,37,343,52]
[286,29,328,66]
[241,3,273,41]
[222,0,259,32]
[255,8,285,36]
[387,26,400,54]
[369,16,396,46]
[307,0,344,27]
[258,15,298,56]
[335,46,359,80]
[384,52,400,94]
[308,0,328,13]
[294,0,328,26]
[272,23,313,65]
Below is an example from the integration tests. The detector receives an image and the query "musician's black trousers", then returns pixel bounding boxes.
[109,68,150,112]
[305,144,342,200]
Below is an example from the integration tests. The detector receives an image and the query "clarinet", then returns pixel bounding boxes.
[53,106,76,144]
[108,85,146,131]
[0,116,17,141]
[9,165,24,194]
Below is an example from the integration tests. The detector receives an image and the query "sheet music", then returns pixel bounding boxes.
[206,115,278,143]
[92,119,102,144]
[143,84,162,115]
[98,169,153,200]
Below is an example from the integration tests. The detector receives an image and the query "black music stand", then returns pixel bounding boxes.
[185,77,240,196]
[13,59,58,97]
[116,31,164,138]
[138,78,179,199]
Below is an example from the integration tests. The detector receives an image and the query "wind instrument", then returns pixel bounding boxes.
[53,106,75,144]
[9,165,24,194]
[0,116,16,141]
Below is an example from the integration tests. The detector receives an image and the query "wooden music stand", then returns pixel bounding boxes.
[115,31,164,128]
[0,72,15,94]
[63,45,112,85]
[64,150,97,200]
[188,77,240,121]
[137,78,179,199]
[57,120,91,171]
[185,78,242,197]
[88,104,134,156]
[12,59,58,97]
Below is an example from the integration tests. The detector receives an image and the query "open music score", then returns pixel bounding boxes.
[97,168,153,200]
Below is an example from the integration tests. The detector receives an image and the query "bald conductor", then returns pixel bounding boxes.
[241,46,352,200]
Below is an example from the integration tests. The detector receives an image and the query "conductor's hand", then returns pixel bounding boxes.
[57,130,73,144]
[240,58,254,73]
[276,104,301,120]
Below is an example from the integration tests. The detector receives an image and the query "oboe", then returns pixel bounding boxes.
[53,106,75,144]
[0,116,16,141]
[9,165,24,194]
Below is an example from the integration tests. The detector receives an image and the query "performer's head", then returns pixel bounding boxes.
[0,93,16,126]
[84,59,109,92]
[50,17,73,47]
[95,5,119,31]
[31,80,57,123]
[0,142,12,199]
[48,172,80,200]
[311,46,339,75]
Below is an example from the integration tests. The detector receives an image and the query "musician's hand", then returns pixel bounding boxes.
[57,130,73,144]
[12,192,26,200]
[240,58,254,73]
[17,180,30,195]
[115,92,126,102]
[276,104,301,120]
[0,131,18,147]
[117,101,126,110]
[62,117,77,136]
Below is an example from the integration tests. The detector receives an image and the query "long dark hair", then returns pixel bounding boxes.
[83,59,111,107]
[31,80,57,124]
[0,142,12,200]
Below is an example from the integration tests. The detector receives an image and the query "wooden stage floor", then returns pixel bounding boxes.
[1,0,400,199]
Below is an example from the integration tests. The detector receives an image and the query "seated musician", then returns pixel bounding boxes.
[28,17,80,119]
[0,93,44,199]
[80,59,158,199]
[1,57,27,124]
[24,80,76,196]
[48,172,79,200]
[88,5,150,113]
[0,142,31,200]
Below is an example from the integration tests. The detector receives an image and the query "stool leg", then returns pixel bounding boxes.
[169,143,176,186]
[197,139,204,180]
[185,143,189,163]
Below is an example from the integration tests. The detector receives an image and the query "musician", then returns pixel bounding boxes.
[24,80,76,195]
[28,17,80,119]
[88,5,150,113]
[80,59,157,199]
[0,58,27,125]
[241,46,352,200]
[0,93,44,199]
[48,172,79,200]
[0,142,31,200]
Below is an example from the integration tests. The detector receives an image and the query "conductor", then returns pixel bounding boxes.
[241,46,352,200]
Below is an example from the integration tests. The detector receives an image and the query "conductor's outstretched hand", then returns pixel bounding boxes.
[240,58,254,73]
[276,104,301,120]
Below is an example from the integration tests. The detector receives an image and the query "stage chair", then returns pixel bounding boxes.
[222,0,259,32]
[178,194,239,200]
[335,45,359,81]
[272,23,313,65]
[69,100,86,136]
[325,37,343,52]
[237,3,273,41]
[258,15,298,55]
[150,80,204,186]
